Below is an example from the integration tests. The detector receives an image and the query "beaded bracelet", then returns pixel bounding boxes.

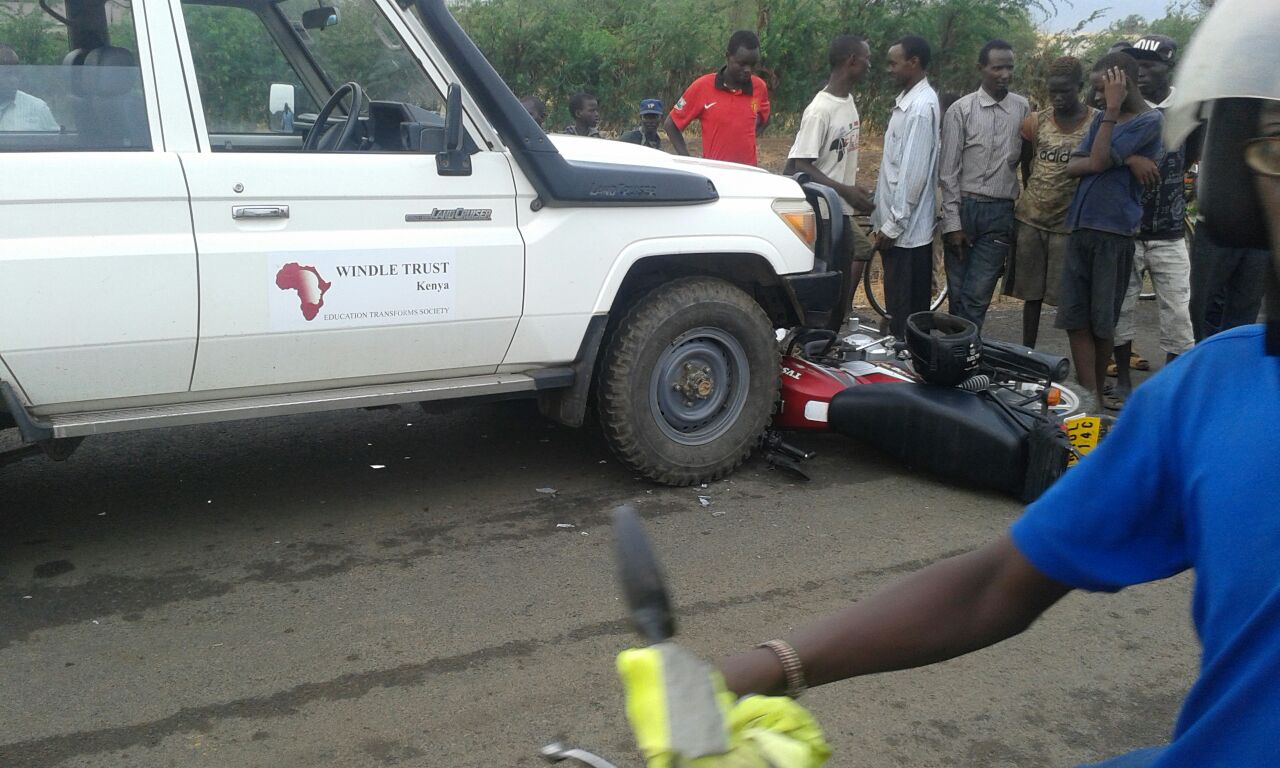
[758,639,807,698]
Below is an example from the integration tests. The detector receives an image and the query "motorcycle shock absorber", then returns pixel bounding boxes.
[958,374,992,392]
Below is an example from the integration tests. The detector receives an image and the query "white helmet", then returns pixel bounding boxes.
[1167,0,1280,351]
[1164,0,1280,150]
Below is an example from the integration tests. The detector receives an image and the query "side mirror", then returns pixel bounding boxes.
[436,83,472,177]
[444,83,464,152]
[268,83,296,133]
[301,6,339,30]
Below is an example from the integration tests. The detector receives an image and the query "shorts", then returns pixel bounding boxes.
[1007,221,1068,305]
[1113,238,1194,353]
[1054,229,1135,337]
[845,216,874,262]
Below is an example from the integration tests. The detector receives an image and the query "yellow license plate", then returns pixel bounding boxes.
[1064,415,1115,466]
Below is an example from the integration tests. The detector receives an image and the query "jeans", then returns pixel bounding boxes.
[1189,229,1269,342]
[944,197,1014,330]
[883,243,934,340]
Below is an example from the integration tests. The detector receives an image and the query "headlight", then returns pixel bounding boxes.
[771,200,816,249]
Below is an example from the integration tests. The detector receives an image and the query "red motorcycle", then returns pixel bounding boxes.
[769,318,1083,502]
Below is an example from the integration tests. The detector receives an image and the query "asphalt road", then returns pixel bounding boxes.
[0,303,1197,768]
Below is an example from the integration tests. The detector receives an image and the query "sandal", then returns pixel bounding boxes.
[1106,350,1152,377]
[1103,393,1125,411]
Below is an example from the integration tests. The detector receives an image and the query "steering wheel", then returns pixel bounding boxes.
[303,82,366,151]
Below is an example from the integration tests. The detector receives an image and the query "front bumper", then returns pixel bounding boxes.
[782,180,853,331]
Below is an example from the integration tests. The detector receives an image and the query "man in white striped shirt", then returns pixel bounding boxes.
[939,40,1031,331]
[870,35,941,340]
[0,46,59,133]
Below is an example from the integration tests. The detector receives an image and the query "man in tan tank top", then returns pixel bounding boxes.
[1009,56,1098,347]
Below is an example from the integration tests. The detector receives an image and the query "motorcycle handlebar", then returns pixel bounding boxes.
[612,506,675,644]
[539,508,673,768]
[979,338,1070,384]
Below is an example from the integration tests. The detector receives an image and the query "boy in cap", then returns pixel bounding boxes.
[1110,34,1199,403]
[619,99,663,149]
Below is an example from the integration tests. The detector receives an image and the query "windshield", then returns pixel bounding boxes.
[179,0,444,134]
[273,0,441,112]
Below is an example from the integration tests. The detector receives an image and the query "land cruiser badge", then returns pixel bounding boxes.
[406,207,493,222]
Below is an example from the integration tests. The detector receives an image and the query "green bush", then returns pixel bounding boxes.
[453,0,1204,134]
[1,0,1205,137]
[0,4,67,65]
[454,0,1045,133]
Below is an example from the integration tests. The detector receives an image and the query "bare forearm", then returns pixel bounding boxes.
[1069,112,1118,177]
[1088,120,1117,170]
[720,536,1070,695]
[792,159,839,188]
[794,542,1056,682]
[664,117,690,156]
[792,160,870,212]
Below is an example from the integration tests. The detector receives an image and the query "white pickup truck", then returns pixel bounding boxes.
[0,0,852,484]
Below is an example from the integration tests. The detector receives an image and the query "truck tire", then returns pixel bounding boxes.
[598,277,779,486]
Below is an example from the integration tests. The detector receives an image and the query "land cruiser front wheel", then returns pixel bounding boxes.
[598,277,780,486]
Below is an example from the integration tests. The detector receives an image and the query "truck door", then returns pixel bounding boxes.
[0,0,198,407]
[169,0,523,393]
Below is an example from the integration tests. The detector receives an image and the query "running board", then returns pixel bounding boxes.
[4,370,571,440]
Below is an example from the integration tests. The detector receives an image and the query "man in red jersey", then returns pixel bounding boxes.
[664,30,771,166]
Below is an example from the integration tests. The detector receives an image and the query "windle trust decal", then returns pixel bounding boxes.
[269,248,456,330]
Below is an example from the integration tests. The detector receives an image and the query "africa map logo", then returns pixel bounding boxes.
[275,263,331,321]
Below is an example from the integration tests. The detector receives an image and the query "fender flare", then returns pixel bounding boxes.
[590,236,793,315]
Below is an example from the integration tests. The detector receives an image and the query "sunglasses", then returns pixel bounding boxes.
[1244,137,1280,177]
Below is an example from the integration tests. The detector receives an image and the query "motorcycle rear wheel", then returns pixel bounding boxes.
[861,244,948,322]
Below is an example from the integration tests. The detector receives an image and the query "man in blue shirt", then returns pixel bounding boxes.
[715,3,1280,764]
[1059,53,1163,412]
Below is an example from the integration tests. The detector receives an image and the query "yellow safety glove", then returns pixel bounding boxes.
[617,643,830,768]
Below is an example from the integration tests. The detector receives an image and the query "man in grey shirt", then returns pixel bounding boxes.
[939,40,1030,330]
[871,35,941,341]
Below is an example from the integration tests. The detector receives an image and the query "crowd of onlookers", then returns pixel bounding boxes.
[520,91,666,148]
[521,29,1270,413]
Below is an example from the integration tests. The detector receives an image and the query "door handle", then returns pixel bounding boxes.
[232,205,290,220]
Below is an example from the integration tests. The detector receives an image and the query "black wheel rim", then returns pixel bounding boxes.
[648,327,750,446]
[863,252,949,319]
